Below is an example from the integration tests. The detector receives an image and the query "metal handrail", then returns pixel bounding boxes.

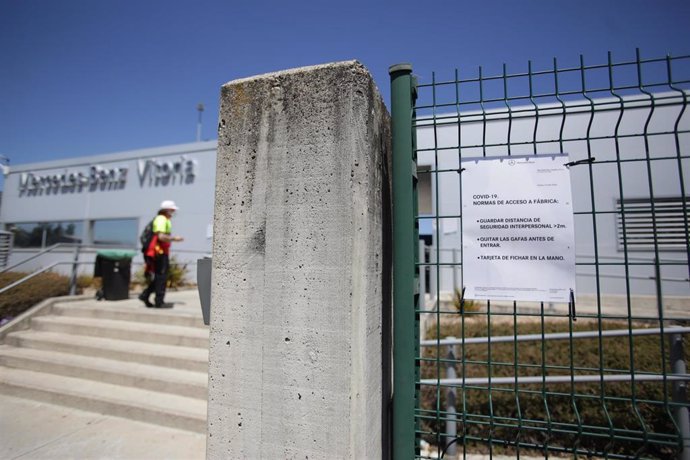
[420,326,690,347]
[1,243,67,273]
[0,244,125,297]
[0,260,107,296]
[5,244,209,271]
[1,242,138,274]
[0,262,61,295]
[422,328,690,388]
[0,244,206,297]
[421,373,690,387]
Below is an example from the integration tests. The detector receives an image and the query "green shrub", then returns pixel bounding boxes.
[132,255,190,289]
[420,317,688,458]
[452,288,480,313]
[77,274,95,289]
[0,271,89,320]
[166,256,189,288]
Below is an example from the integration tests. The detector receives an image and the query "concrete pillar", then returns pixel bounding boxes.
[207,61,391,459]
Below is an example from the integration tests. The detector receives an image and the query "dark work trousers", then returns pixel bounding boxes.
[142,254,169,306]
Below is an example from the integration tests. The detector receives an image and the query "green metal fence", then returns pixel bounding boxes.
[390,50,690,459]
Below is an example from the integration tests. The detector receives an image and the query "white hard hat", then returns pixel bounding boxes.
[160,200,179,211]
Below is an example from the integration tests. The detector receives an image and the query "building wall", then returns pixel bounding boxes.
[417,92,690,299]
[2,91,687,300]
[0,141,217,277]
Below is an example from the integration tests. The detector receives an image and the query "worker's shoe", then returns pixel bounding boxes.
[138,293,154,308]
[155,302,174,309]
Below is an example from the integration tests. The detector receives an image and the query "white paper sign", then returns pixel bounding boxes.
[461,155,576,303]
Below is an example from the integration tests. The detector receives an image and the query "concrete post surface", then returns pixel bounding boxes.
[207,61,391,459]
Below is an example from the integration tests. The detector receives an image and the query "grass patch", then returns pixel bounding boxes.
[0,272,92,321]
[420,316,689,458]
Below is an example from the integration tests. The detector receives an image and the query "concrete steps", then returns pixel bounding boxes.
[30,315,209,347]
[0,300,209,433]
[0,346,208,399]
[4,330,208,372]
[0,367,206,433]
[52,302,206,328]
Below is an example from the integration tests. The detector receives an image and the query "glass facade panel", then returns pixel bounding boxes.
[45,221,83,245]
[92,218,137,247]
[7,221,83,248]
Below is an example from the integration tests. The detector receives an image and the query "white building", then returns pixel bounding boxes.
[416,91,690,305]
[1,141,217,278]
[1,91,688,304]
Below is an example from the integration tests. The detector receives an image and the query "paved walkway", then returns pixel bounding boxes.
[0,289,207,460]
[0,394,205,460]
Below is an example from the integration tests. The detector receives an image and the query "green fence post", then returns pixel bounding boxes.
[389,63,417,459]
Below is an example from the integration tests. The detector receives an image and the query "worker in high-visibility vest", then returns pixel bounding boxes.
[139,200,184,308]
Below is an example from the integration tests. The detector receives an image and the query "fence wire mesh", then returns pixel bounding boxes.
[403,50,690,459]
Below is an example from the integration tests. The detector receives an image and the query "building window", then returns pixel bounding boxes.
[418,166,433,216]
[7,221,83,248]
[617,197,689,252]
[417,165,434,240]
[92,218,138,247]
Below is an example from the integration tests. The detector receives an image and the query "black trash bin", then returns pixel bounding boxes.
[94,250,136,301]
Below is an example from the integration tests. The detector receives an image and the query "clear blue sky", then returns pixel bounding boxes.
[1,0,689,175]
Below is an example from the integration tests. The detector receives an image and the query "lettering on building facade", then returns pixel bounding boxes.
[16,155,198,197]
[137,156,197,187]
[19,166,128,196]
